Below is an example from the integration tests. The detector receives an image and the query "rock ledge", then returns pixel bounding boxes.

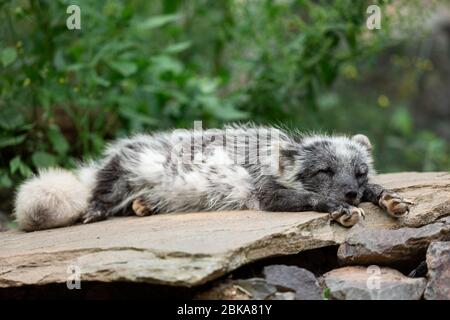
[0,172,449,288]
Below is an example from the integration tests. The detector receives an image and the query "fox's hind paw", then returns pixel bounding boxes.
[132,198,153,217]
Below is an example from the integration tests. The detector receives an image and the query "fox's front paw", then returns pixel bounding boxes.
[330,204,365,227]
[379,190,414,218]
[132,198,153,217]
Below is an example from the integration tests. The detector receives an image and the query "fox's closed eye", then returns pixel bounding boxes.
[316,168,334,176]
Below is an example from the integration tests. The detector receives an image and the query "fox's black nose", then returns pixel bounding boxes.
[345,191,358,200]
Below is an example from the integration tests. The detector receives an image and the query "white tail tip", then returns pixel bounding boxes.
[14,168,89,231]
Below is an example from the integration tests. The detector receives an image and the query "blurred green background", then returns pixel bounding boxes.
[0,0,449,218]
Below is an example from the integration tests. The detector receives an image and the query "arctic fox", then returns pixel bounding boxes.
[14,124,413,231]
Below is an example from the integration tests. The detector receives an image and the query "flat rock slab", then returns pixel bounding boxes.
[361,172,450,228]
[0,172,449,288]
[323,266,427,300]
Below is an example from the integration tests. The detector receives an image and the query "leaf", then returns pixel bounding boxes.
[0,134,26,148]
[0,107,25,130]
[136,14,179,30]
[0,172,12,188]
[317,92,339,110]
[392,108,412,135]
[119,108,157,125]
[9,156,22,174]
[202,99,249,121]
[53,49,66,71]
[108,61,138,77]
[9,156,32,178]
[1,47,17,67]
[151,55,183,74]
[48,126,69,155]
[32,151,57,168]
[19,162,33,177]
[198,78,220,94]
[91,73,111,87]
[323,287,331,300]
[90,133,105,153]
[164,41,191,54]
[215,107,249,121]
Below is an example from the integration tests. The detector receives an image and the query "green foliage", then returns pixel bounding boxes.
[0,0,448,192]
[231,0,384,118]
[322,287,331,300]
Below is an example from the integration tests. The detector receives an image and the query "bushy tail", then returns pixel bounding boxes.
[14,168,91,231]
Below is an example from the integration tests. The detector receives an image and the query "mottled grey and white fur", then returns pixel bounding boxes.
[14,124,413,231]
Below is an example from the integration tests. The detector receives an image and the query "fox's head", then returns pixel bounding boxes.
[277,134,374,205]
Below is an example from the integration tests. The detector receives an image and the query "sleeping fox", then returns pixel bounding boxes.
[14,124,413,231]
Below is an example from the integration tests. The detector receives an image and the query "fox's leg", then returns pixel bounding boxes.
[362,183,414,218]
[82,155,133,223]
[82,200,111,223]
[258,184,364,227]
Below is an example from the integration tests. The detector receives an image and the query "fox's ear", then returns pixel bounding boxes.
[352,134,372,152]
